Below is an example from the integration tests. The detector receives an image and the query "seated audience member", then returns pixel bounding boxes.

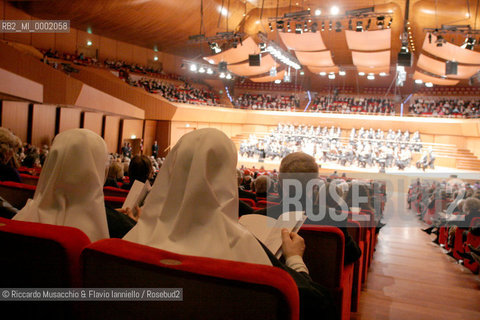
[344,181,385,231]
[0,127,22,182]
[254,175,270,199]
[123,129,335,319]
[254,152,362,265]
[122,155,154,190]
[104,161,124,188]
[237,169,257,202]
[13,129,135,240]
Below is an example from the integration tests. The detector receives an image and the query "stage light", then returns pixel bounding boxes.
[425,82,433,87]
[86,40,92,46]
[304,21,308,32]
[436,35,445,47]
[206,68,213,74]
[219,72,226,78]
[315,9,321,16]
[415,79,423,84]
[300,71,305,75]
[153,56,158,61]
[339,70,346,76]
[330,6,340,15]
[348,19,352,30]
[198,67,205,73]
[367,74,375,80]
[209,42,221,54]
[461,37,476,50]
[379,72,387,76]
[295,23,302,34]
[328,73,336,79]
[356,21,363,32]
[319,71,327,76]
[190,64,197,72]
[225,73,232,79]
[335,21,342,32]
[218,6,228,16]
[274,79,282,84]
[358,72,365,76]
[328,20,332,31]
[321,21,325,31]
[376,16,385,29]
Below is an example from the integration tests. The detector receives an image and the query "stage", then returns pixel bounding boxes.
[238,154,480,183]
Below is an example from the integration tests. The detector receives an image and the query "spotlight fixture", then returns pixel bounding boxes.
[86,40,92,46]
[387,17,393,28]
[225,73,232,80]
[295,23,302,34]
[328,73,336,79]
[208,42,221,54]
[198,67,205,73]
[330,6,340,15]
[436,35,445,47]
[461,37,476,50]
[376,16,385,29]
[259,42,267,52]
[314,9,321,16]
[219,72,226,78]
[319,71,327,76]
[206,68,213,74]
[425,82,433,87]
[339,70,346,76]
[190,64,197,72]
[358,72,365,76]
[335,21,342,32]
[321,21,325,31]
[367,74,375,80]
[153,56,158,61]
[379,72,387,76]
[274,79,282,84]
[356,21,363,32]
[328,20,332,31]
[415,79,423,84]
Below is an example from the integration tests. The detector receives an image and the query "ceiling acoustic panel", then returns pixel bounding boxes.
[307,66,339,74]
[345,29,392,51]
[417,54,480,79]
[356,66,391,74]
[352,50,391,68]
[423,34,480,65]
[203,37,259,65]
[413,70,460,86]
[279,31,327,51]
[294,50,335,67]
[227,54,278,76]
[250,69,286,82]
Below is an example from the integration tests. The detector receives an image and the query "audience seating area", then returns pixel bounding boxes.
[0,162,385,320]
[409,97,480,118]
[409,179,480,274]
[310,96,395,115]
[233,93,300,111]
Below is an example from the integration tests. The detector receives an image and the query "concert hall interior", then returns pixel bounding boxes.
[0,0,480,319]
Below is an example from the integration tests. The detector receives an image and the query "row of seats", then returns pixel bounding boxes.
[0,215,378,319]
[0,179,383,320]
[411,198,480,274]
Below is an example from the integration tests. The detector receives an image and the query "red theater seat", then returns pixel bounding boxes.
[0,181,36,210]
[256,200,280,209]
[463,218,480,274]
[103,186,129,197]
[19,173,40,186]
[104,196,126,208]
[239,198,256,208]
[299,226,355,320]
[346,220,364,312]
[80,238,299,320]
[0,217,90,317]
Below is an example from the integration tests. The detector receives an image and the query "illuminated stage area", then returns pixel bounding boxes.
[238,154,480,182]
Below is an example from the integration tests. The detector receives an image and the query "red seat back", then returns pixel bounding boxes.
[0,181,36,209]
[19,173,40,186]
[239,198,256,208]
[0,217,90,288]
[256,200,280,209]
[103,186,129,197]
[80,239,299,320]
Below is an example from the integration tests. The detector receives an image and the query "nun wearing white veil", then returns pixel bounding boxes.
[13,128,110,242]
[123,128,335,319]
[123,128,271,265]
